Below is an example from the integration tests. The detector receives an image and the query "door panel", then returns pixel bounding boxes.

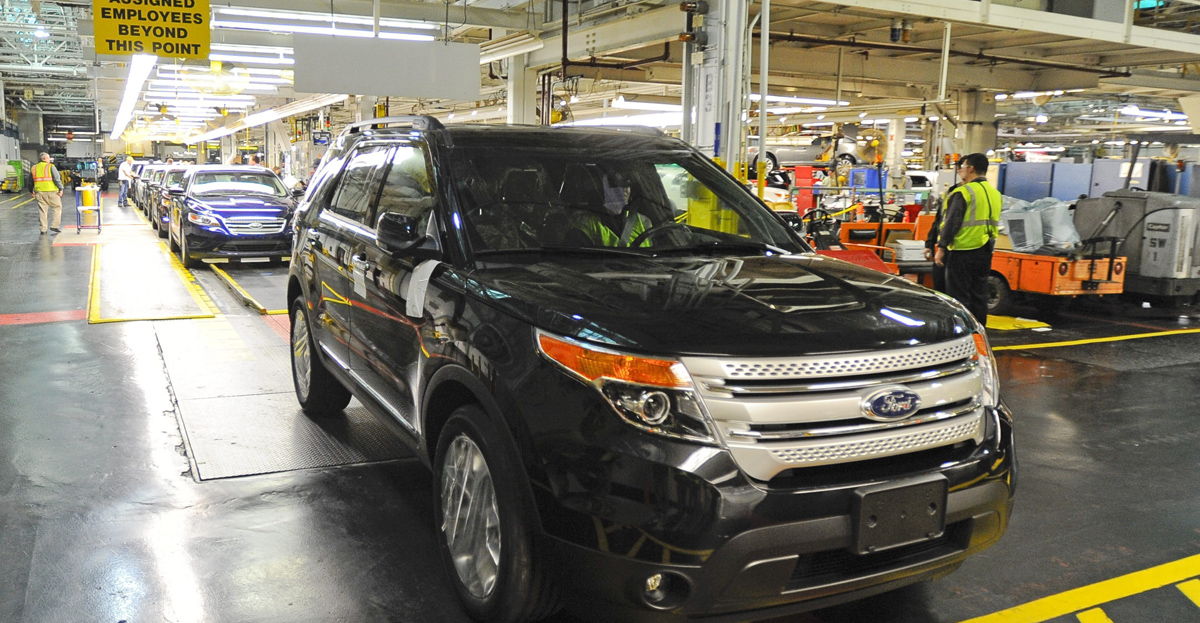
[350,143,441,434]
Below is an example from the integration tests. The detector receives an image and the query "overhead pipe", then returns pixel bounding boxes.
[755,31,1134,78]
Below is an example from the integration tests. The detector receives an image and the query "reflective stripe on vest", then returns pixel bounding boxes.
[32,162,57,192]
[947,180,1001,251]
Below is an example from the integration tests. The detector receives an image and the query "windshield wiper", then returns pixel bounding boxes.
[651,241,792,256]
[475,245,648,258]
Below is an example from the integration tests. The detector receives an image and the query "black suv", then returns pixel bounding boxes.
[287,117,1015,623]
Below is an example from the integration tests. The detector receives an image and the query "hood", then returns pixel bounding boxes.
[190,194,294,216]
[466,253,973,358]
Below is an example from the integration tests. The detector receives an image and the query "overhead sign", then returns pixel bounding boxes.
[293,35,480,101]
[92,0,210,59]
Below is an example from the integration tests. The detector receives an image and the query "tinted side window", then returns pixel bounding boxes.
[374,144,437,232]
[329,145,389,224]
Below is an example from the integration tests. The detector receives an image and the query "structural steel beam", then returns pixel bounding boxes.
[525,4,681,70]
[223,0,530,30]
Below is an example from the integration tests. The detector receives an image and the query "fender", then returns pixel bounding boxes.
[423,363,545,533]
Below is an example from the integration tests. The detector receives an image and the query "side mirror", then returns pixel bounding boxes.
[292,187,306,198]
[168,185,185,196]
[376,212,441,259]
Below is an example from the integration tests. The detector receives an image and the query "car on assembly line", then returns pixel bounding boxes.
[167,165,300,268]
[287,116,1016,623]
[150,165,188,237]
[134,164,165,213]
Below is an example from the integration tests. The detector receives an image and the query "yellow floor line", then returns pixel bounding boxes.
[1075,608,1113,623]
[210,264,268,314]
[959,552,1200,623]
[86,245,101,322]
[994,327,1200,351]
[1177,579,1200,606]
[161,241,219,316]
[10,196,34,210]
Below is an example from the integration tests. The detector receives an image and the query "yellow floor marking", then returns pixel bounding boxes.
[210,264,268,314]
[10,196,34,209]
[994,327,1200,351]
[86,246,101,321]
[1076,608,1114,623]
[161,242,219,316]
[959,553,1200,623]
[1177,579,1200,606]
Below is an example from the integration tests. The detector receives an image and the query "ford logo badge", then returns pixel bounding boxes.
[249,222,263,229]
[861,387,922,422]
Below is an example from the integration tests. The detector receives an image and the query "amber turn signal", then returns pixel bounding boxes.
[538,333,691,388]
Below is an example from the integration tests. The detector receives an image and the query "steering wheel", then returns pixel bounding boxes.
[800,207,835,235]
[629,221,691,248]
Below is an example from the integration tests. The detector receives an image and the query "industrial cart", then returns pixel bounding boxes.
[75,185,101,234]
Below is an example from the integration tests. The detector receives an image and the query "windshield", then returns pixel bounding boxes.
[167,170,185,185]
[190,171,287,197]
[449,145,807,256]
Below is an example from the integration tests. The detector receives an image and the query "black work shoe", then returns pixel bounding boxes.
[49,227,60,233]
[39,230,46,235]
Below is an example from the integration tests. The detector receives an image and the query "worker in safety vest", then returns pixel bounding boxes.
[923,177,962,293]
[28,152,64,235]
[934,153,1001,324]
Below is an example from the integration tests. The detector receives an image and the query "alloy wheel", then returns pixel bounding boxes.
[440,434,501,600]
[291,308,312,401]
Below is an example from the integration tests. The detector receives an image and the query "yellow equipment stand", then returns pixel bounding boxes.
[76,185,101,234]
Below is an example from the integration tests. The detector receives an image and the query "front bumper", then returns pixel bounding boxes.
[183,222,293,260]
[532,396,1015,621]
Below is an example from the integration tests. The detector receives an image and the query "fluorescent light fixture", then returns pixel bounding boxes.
[213,7,440,30]
[110,54,158,140]
[566,112,683,128]
[208,51,295,65]
[210,43,294,54]
[904,117,919,123]
[211,20,434,42]
[480,32,544,64]
[612,96,681,112]
[47,137,67,142]
[1035,114,1048,123]
[1120,105,1187,121]
[186,93,349,143]
[749,94,849,106]
[34,29,49,38]
[994,93,1008,101]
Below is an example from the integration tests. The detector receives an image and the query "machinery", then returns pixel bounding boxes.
[1074,189,1200,298]
[1072,133,1200,300]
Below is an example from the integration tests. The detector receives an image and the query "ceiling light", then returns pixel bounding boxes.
[748,94,849,106]
[567,112,683,128]
[1035,114,1048,123]
[928,116,939,121]
[904,117,918,122]
[612,98,681,112]
[111,54,158,140]
[210,20,434,42]
[995,93,1008,101]
[208,51,295,65]
[816,114,825,120]
[448,112,455,119]
[187,93,348,143]
[471,110,478,116]
[213,7,439,29]
[779,117,787,123]
[33,29,49,38]
[858,112,867,118]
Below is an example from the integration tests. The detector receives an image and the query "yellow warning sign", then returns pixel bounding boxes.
[92,0,210,59]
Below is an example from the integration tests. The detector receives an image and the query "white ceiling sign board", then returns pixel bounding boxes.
[293,35,480,100]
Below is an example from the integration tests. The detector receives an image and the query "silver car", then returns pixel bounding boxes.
[747,136,859,170]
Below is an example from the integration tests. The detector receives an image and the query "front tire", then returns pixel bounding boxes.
[179,233,197,269]
[289,298,351,415]
[434,405,559,623]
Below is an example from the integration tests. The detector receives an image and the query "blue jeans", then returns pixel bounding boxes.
[118,180,130,207]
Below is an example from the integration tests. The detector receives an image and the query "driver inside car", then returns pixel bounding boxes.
[560,165,653,248]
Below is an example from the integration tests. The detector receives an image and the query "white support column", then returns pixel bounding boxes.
[886,118,905,185]
[756,0,770,197]
[507,54,537,125]
[695,0,748,166]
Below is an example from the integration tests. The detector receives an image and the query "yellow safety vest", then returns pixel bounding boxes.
[32,162,57,192]
[944,180,1001,251]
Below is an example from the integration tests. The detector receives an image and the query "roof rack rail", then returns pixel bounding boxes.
[341,115,445,135]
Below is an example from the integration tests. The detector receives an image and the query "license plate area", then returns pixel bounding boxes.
[852,475,947,555]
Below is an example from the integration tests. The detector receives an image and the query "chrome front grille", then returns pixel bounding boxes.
[718,339,975,379]
[225,217,287,235]
[681,336,985,481]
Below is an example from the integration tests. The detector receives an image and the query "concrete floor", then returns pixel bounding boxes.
[3,193,1200,623]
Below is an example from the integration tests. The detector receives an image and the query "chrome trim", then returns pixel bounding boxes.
[319,342,417,433]
[727,400,980,440]
[702,359,977,396]
[693,336,976,381]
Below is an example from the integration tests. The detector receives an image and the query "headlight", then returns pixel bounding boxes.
[970,320,1000,408]
[536,331,717,444]
[187,212,220,227]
